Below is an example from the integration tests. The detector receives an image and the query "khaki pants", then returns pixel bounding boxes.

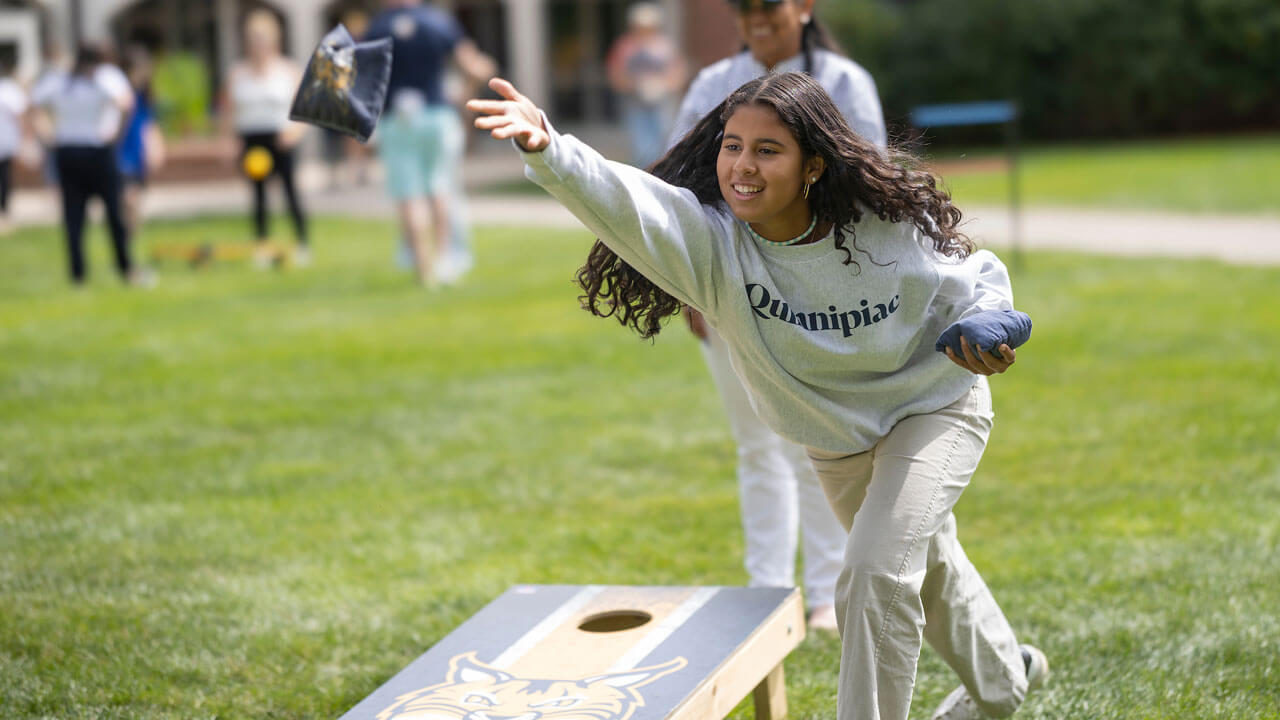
[806,378,1028,720]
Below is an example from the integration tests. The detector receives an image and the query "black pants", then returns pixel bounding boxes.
[240,133,307,245]
[0,157,11,213]
[54,146,132,283]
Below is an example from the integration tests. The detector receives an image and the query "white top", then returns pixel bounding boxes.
[229,61,298,134]
[669,48,886,150]
[0,78,28,158]
[30,65,132,147]
[521,125,1015,453]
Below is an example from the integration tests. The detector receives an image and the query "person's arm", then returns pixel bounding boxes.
[143,117,165,172]
[660,38,686,94]
[25,77,55,146]
[276,59,308,148]
[0,82,28,119]
[97,65,134,116]
[2,83,29,147]
[933,248,1029,375]
[604,36,634,94]
[468,78,723,314]
[452,39,497,89]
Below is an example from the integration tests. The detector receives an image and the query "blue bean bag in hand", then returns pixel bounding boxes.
[935,309,1032,359]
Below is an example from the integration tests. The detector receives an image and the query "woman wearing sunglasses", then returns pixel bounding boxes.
[667,0,885,638]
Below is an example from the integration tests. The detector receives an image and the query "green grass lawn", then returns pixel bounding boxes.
[2,217,1278,719]
[931,134,1280,215]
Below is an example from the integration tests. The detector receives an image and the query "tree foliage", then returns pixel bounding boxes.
[823,0,1280,140]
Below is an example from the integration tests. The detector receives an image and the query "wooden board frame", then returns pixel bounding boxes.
[339,585,807,720]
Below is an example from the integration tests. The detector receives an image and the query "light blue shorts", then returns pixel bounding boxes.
[377,104,463,200]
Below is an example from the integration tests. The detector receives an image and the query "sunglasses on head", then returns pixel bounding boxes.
[727,0,788,12]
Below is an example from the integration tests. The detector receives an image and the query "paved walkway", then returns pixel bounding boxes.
[7,153,1279,265]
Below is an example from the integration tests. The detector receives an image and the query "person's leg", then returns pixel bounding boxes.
[397,196,434,284]
[443,178,473,275]
[419,107,456,282]
[121,181,142,239]
[273,142,308,248]
[623,102,648,168]
[781,439,846,612]
[808,380,1025,720]
[637,105,666,169]
[94,147,134,279]
[252,177,268,240]
[922,514,1027,717]
[699,327,799,592]
[241,135,271,244]
[437,108,472,280]
[54,148,90,284]
[0,157,12,235]
[0,157,11,215]
[379,111,434,285]
[427,192,449,272]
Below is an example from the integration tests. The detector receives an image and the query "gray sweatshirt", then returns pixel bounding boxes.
[521,127,1016,454]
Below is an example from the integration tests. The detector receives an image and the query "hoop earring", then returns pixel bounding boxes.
[803,177,816,199]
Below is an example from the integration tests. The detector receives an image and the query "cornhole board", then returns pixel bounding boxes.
[340,584,806,720]
[148,241,294,268]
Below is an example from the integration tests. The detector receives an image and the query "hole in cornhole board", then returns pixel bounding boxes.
[577,610,653,633]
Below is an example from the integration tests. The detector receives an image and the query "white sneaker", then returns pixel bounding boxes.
[434,250,471,286]
[252,244,274,270]
[930,644,1048,720]
[293,246,312,268]
[127,267,158,289]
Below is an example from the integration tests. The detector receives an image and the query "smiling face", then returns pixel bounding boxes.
[732,0,813,69]
[717,103,824,241]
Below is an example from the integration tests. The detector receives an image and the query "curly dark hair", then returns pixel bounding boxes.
[575,71,971,339]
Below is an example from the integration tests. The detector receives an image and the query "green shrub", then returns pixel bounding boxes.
[825,0,1280,141]
[151,52,211,136]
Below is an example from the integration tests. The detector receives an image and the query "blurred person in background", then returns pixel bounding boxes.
[0,62,27,235]
[605,2,685,168]
[666,0,886,634]
[364,0,494,288]
[220,9,310,268]
[117,45,165,239]
[29,43,152,287]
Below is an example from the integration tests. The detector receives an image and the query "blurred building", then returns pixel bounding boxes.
[3,0,739,124]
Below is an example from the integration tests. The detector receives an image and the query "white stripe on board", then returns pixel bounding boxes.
[490,585,606,669]
[608,587,721,672]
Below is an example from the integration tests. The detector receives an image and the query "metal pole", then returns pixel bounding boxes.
[1007,102,1023,272]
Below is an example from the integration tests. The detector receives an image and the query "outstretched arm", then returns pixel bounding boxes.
[466,78,724,317]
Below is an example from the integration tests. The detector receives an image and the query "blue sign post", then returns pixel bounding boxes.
[910,100,1022,268]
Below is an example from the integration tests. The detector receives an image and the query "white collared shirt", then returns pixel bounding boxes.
[31,65,132,146]
[0,78,28,158]
[668,48,886,150]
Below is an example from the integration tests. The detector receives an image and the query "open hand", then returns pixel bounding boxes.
[465,78,550,152]
[944,335,1016,375]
